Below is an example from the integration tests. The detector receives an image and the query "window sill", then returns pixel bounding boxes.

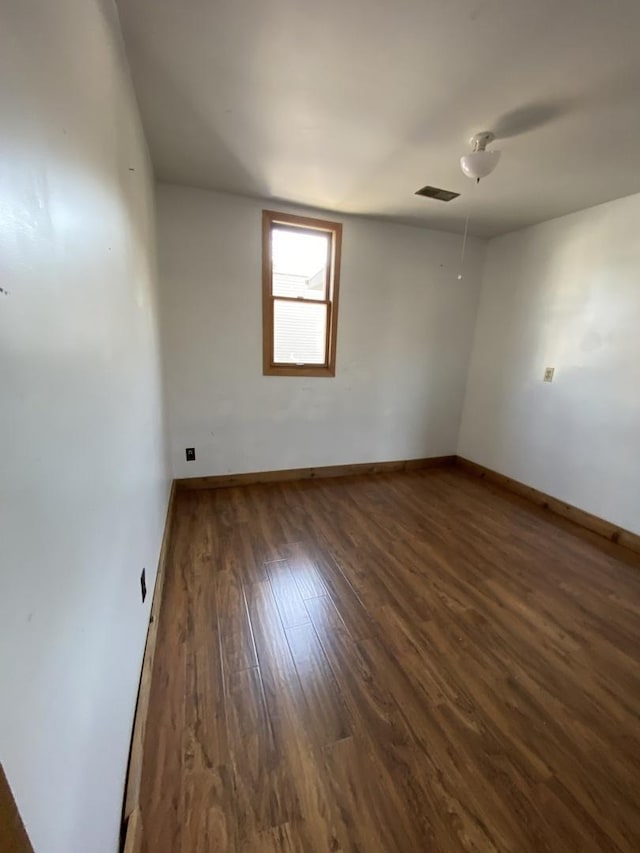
[263,365,336,377]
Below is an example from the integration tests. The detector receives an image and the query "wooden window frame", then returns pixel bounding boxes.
[262,209,342,377]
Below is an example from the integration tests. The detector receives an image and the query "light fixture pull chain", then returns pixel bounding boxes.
[457,212,470,280]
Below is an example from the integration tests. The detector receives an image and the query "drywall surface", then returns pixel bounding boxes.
[0,3,169,852]
[459,192,640,535]
[156,185,485,478]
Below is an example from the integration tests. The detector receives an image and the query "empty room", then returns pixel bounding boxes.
[2,1,640,851]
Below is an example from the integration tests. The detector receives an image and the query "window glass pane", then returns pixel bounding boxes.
[273,299,327,364]
[271,228,328,300]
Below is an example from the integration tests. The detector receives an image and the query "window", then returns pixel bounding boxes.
[262,210,342,377]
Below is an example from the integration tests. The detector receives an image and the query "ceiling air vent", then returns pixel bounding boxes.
[415,185,460,202]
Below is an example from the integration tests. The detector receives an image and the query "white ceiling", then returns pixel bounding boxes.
[117,0,640,237]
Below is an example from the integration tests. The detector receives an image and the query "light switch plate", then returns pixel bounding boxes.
[543,367,555,382]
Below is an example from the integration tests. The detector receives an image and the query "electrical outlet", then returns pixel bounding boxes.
[186,447,196,461]
[543,367,555,383]
[140,568,147,603]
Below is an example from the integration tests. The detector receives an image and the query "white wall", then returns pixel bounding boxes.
[156,184,486,479]
[0,2,169,852]
[459,192,640,535]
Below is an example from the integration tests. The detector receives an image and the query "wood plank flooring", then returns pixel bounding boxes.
[139,468,640,852]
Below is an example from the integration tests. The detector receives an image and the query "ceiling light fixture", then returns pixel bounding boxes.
[460,131,501,182]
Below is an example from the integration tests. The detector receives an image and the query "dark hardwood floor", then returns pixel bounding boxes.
[139,468,640,852]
